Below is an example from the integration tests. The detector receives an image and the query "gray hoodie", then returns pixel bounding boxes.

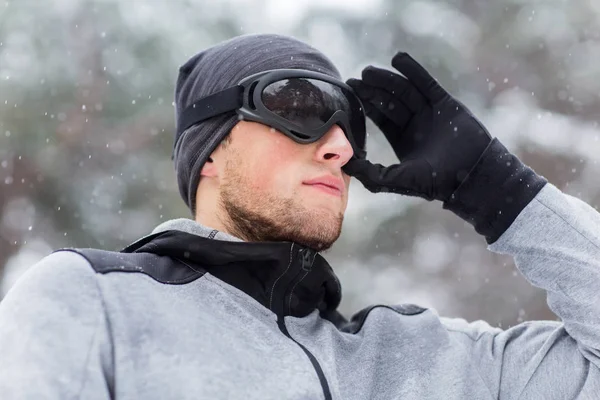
[1,142,600,399]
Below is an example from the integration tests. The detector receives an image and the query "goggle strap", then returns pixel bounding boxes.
[176,85,244,137]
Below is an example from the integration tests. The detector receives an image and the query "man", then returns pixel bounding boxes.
[0,33,598,399]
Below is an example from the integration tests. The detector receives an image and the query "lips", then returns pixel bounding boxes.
[303,175,344,195]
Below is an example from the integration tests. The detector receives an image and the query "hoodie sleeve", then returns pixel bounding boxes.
[0,251,113,399]
[441,139,600,399]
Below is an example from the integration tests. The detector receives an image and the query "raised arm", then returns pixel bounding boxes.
[441,138,600,399]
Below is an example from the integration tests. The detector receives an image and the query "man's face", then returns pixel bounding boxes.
[215,120,354,252]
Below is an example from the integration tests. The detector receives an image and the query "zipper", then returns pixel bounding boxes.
[300,247,315,271]
[276,246,333,400]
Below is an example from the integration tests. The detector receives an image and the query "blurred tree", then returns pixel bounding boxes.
[0,0,240,293]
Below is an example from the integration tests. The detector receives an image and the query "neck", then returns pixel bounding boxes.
[195,189,241,240]
[195,207,229,236]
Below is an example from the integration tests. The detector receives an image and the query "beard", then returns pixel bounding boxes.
[217,154,344,252]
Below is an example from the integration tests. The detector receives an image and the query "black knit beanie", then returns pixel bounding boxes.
[173,33,341,215]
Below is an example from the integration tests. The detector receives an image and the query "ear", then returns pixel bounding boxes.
[200,156,218,178]
[200,141,226,178]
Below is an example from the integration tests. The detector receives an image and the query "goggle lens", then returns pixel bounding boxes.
[261,78,365,151]
[262,78,351,128]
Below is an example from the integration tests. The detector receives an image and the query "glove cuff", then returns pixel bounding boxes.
[442,138,547,244]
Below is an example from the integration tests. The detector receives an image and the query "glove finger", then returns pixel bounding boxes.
[362,91,424,161]
[362,100,417,161]
[348,80,423,161]
[348,80,412,129]
[342,158,434,199]
[360,66,427,113]
[363,103,412,160]
[365,103,416,161]
[391,52,448,104]
[342,158,397,193]
[362,101,396,132]
[348,83,401,136]
[347,78,374,101]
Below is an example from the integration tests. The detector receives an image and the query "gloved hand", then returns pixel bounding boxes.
[343,52,493,202]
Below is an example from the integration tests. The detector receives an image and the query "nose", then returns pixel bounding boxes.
[314,125,354,167]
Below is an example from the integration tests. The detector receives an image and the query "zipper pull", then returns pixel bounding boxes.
[300,248,315,271]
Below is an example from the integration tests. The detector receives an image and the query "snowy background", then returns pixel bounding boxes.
[2,0,600,326]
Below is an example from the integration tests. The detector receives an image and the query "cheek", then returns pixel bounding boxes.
[234,127,304,195]
[244,149,298,192]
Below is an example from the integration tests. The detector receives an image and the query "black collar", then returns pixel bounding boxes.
[122,230,342,320]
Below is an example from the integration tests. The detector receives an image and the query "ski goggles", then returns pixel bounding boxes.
[175,69,367,159]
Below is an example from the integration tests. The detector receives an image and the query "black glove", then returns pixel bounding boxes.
[344,52,548,244]
[343,52,492,202]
